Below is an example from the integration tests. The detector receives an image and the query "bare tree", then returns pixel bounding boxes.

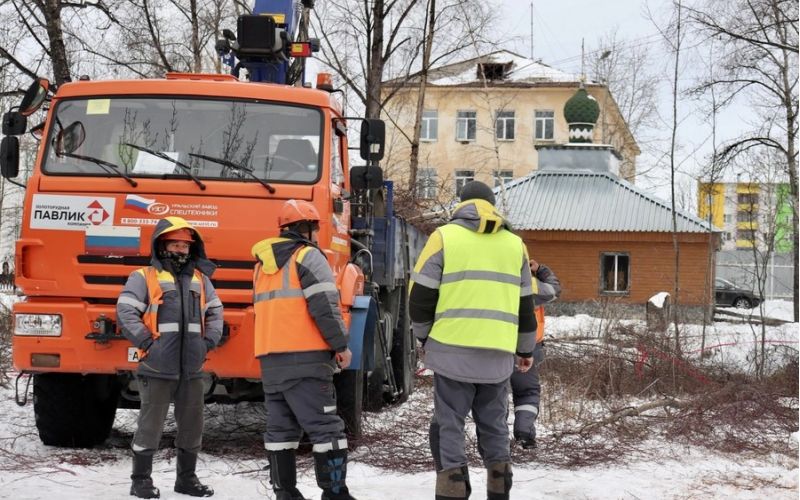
[687,0,799,321]
[590,29,659,182]
[0,0,120,85]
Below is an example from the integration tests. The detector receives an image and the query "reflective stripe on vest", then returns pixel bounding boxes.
[136,267,207,359]
[535,305,545,343]
[253,247,330,356]
[429,224,523,353]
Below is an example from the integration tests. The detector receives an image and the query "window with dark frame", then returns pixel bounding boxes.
[600,253,630,293]
[495,110,515,140]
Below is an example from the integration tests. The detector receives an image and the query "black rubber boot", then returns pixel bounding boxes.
[313,449,357,500]
[174,448,214,497]
[434,466,471,500]
[513,407,538,449]
[486,462,512,500]
[268,449,308,500]
[130,452,160,499]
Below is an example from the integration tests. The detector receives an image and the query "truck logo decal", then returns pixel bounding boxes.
[148,203,170,215]
[86,200,110,225]
[30,194,116,231]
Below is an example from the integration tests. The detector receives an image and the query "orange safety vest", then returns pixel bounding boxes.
[253,247,331,356]
[135,266,206,358]
[535,305,545,344]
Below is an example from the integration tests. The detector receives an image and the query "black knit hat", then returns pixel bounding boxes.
[459,180,496,205]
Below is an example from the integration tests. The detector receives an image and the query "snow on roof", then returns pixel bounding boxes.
[427,50,581,86]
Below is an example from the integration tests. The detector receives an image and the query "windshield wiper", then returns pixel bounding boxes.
[56,151,138,187]
[122,142,206,190]
[188,153,276,194]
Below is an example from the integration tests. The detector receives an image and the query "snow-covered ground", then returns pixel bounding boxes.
[0,299,797,499]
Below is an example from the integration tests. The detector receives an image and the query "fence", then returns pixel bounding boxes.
[716,250,794,301]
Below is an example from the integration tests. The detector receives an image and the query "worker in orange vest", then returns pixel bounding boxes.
[117,216,223,498]
[251,199,356,500]
[510,258,561,449]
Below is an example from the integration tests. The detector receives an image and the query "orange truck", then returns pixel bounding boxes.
[0,2,421,447]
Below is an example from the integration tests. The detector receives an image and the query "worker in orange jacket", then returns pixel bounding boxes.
[117,216,223,498]
[510,258,561,449]
[251,199,356,500]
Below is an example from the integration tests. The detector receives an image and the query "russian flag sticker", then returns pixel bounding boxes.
[85,226,141,256]
[124,194,155,213]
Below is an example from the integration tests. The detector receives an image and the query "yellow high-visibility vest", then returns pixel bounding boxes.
[429,224,524,353]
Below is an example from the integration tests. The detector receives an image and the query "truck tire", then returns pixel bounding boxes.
[390,289,416,404]
[334,346,366,439]
[364,332,386,412]
[33,373,120,448]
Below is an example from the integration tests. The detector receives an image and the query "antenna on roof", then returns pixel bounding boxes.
[530,2,534,60]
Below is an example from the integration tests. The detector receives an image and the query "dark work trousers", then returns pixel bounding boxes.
[430,374,510,471]
[263,377,347,453]
[132,376,205,455]
[510,342,545,434]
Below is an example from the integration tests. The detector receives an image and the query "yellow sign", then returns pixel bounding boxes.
[264,12,285,24]
[86,99,111,115]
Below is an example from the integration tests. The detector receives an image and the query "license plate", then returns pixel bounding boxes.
[127,347,141,363]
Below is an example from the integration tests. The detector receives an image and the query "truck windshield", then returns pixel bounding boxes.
[42,97,323,183]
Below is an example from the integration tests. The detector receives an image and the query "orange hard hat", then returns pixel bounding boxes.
[278,199,320,227]
[160,227,195,242]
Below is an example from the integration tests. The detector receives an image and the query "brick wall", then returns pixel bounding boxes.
[523,231,715,306]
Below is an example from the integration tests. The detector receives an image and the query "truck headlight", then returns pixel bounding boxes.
[15,314,63,336]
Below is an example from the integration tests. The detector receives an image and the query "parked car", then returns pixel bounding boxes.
[715,278,762,308]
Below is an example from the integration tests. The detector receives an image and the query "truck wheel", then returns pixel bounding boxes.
[390,289,416,404]
[364,352,386,411]
[334,346,366,440]
[33,373,120,448]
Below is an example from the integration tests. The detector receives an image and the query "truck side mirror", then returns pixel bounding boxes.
[350,165,383,190]
[19,77,50,116]
[2,111,27,135]
[56,121,86,154]
[1,136,20,179]
[360,119,385,161]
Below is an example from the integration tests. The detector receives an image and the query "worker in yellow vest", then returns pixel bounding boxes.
[117,216,223,499]
[410,181,537,500]
[251,199,356,500]
[511,258,561,449]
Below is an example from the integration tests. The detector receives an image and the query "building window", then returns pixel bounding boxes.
[421,110,438,141]
[417,168,438,199]
[534,110,554,140]
[737,192,759,204]
[738,229,756,242]
[723,232,733,241]
[454,170,475,196]
[493,169,513,187]
[737,211,756,223]
[723,213,733,224]
[456,111,477,142]
[600,253,629,293]
[495,110,515,140]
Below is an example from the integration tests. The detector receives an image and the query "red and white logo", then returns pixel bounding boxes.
[87,200,111,225]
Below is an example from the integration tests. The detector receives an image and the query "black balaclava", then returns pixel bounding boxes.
[158,241,192,272]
